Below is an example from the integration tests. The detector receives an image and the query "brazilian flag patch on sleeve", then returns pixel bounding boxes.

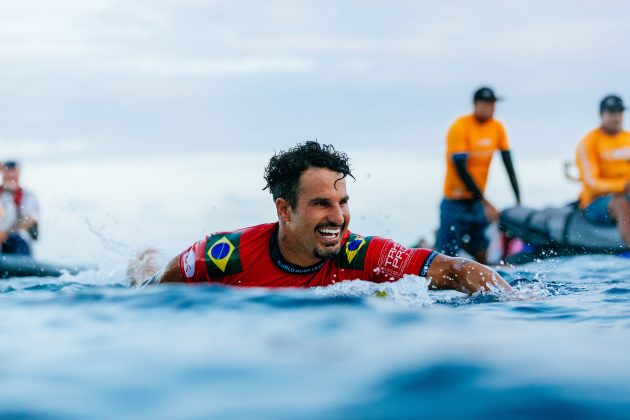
[337,234,372,270]
[204,232,243,279]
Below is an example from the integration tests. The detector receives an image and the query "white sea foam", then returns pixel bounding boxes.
[312,275,433,307]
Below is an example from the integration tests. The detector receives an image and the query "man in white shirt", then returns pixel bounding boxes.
[0,161,40,255]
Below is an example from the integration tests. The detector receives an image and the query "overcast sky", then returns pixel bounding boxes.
[1,0,629,163]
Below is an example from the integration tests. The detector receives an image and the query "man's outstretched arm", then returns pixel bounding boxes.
[425,253,512,294]
[129,251,184,286]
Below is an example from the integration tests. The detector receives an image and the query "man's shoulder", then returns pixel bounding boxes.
[201,223,276,279]
[450,114,473,128]
[336,232,381,270]
[0,186,37,198]
[578,128,605,146]
[22,188,38,200]
[490,117,506,130]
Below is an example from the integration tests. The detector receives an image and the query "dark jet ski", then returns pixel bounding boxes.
[499,203,628,264]
[0,253,91,279]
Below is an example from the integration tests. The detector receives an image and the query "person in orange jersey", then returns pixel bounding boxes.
[435,87,521,264]
[576,94,630,246]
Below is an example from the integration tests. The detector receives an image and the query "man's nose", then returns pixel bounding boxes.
[327,203,345,225]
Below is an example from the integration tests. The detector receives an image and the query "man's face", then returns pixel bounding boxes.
[1,166,20,190]
[283,167,350,261]
[473,100,495,122]
[601,111,623,134]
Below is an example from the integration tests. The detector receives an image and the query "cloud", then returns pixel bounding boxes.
[1,0,627,84]
[0,0,628,160]
[92,55,315,76]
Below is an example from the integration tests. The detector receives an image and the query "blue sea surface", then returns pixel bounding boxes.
[1,255,629,419]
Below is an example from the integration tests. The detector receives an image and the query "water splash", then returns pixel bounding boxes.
[84,216,132,256]
[312,275,433,307]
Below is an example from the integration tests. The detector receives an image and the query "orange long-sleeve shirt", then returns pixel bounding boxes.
[443,114,510,200]
[576,128,630,208]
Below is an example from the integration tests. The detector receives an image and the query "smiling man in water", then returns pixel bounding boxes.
[135,141,512,295]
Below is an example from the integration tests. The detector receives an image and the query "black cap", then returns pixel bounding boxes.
[3,161,18,169]
[473,86,502,103]
[600,95,625,113]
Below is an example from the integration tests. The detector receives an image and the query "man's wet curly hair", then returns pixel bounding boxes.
[263,141,354,209]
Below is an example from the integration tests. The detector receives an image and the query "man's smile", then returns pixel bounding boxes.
[316,225,342,244]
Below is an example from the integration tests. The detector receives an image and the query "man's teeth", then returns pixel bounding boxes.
[319,228,340,236]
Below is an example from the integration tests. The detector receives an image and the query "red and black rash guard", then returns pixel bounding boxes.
[178,223,438,288]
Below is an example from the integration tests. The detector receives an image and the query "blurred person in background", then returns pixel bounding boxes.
[0,161,40,256]
[435,86,521,264]
[576,94,630,246]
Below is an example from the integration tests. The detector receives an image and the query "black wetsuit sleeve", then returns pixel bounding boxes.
[452,154,484,200]
[500,150,521,203]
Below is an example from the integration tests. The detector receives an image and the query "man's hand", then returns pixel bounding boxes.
[16,217,36,230]
[426,253,513,295]
[0,231,7,243]
[128,249,184,286]
[482,200,500,223]
[127,248,165,286]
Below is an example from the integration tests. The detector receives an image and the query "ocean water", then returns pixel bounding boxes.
[0,254,629,419]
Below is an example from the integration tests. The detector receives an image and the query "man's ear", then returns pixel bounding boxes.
[275,198,291,223]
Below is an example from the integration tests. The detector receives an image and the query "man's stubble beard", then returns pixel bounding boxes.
[313,245,341,260]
